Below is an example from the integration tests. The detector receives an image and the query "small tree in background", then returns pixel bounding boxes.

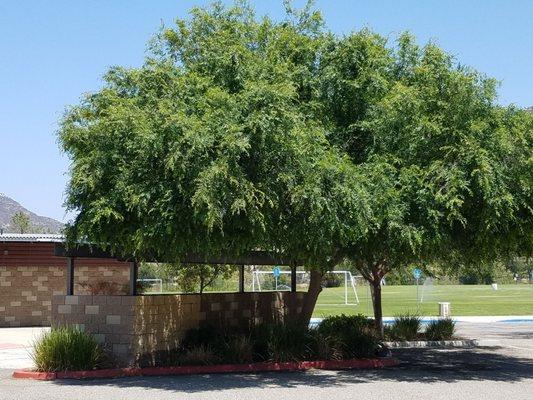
[174,264,233,294]
[11,212,31,234]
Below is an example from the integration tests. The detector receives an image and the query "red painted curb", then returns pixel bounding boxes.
[12,370,56,380]
[13,358,399,381]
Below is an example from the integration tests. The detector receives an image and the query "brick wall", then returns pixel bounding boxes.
[0,264,130,327]
[52,292,307,366]
[0,266,64,326]
[75,265,131,295]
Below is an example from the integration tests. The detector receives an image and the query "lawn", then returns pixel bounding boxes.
[313,284,533,317]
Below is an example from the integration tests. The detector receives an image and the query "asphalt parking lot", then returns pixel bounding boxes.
[0,322,531,400]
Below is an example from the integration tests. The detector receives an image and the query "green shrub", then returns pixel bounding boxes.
[323,273,343,287]
[176,317,383,366]
[317,314,379,358]
[252,322,314,362]
[219,335,254,364]
[389,314,421,341]
[181,324,220,349]
[425,318,456,341]
[180,324,249,364]
[179,345,220,366]
[308,330,344,360]
[32,326,103,372]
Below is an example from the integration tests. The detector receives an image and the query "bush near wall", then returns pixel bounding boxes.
[385,315,456,341]
[32,326,104,372]
[139,315,383,368]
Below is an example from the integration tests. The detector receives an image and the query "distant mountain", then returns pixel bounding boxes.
[526,106,533,112]
[0,193,64,233]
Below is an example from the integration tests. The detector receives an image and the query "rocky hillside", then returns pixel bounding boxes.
[0,193,64,233]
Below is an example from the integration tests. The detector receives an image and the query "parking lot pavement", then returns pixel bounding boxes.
[456,322,533,352]
[0,327,48,369]
[0,343,531,400]
[0,322,531,400]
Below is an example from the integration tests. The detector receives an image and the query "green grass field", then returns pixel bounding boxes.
[313,284,533,317]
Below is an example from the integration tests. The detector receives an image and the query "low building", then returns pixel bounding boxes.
[0,234,131,327]
[1,234,307,365]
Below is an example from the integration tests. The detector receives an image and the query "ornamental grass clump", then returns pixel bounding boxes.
[178,344,221,366]
[425,318,456,341]
[32,326,103,372]
[388,314,422,341]
[316,314,380,358]
[252,321,315,362]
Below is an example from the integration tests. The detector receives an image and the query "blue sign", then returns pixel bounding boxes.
[273,266,281,278]
[413,268,422,280]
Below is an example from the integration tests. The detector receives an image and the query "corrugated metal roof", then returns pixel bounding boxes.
[0,233,65,243]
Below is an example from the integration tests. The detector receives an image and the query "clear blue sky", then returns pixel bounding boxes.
[1,0,532,223]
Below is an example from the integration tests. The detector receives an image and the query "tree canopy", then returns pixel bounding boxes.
[317,31,532,327]
[60,2,366,268]
[59,1,532,328]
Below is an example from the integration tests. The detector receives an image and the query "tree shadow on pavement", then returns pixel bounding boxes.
[51,347,533,393]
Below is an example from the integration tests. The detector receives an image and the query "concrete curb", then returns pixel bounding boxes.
[310,315,533,325]
[12,358,400,380]
[384,339,501,348]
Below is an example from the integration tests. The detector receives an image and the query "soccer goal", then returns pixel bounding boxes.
[251,269,360,305]
[137,278,163,293]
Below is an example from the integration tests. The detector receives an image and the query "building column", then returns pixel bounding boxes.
[238,264,245,293]
[291,262,297,293]
[129,261,138,295]
[66,257,75,295]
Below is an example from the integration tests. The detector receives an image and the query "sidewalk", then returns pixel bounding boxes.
[0,327,48,369]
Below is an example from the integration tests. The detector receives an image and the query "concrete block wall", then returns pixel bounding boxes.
[74,265,131,295]
[0,265,130,327]
[51,292,307,366]
[0,266,66,326]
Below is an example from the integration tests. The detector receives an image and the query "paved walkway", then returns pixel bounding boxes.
[0,327,48,369]
[0,322,531,399]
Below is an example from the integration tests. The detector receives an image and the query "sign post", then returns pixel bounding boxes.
[273,266,281,291]
[413,268,422,307]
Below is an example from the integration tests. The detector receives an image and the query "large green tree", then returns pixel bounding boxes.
[59,2,532,330]
[317,31,532,331]
[59,2,367,324]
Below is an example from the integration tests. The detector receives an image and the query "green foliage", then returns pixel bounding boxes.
[252,322,314,362]
[180,324,253,364]
[387,314,422,341]
[308,330,344,361]
[323,272,343,287]
[138,262,169,280]
[11,211,31,234]
[181,324,220,349]
[221,335,254,364]
[179,345,220,366]
[316,314,380,358]
[139,262,235,293]
[425,318,456,341]
[32,326,103,372]
[59,1,363,267]
[176,318,380,365]
[174,263,233,293]
[58,1,532,329]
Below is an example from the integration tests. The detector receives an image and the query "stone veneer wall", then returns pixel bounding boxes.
[0,265,130,327]
[51,292,307,366]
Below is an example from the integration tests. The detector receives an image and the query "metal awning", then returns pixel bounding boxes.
[53,243,298,266]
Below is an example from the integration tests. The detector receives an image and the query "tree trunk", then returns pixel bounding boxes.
[299,269,324,326]
[370,279,384,337]
[199,275,205,294]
